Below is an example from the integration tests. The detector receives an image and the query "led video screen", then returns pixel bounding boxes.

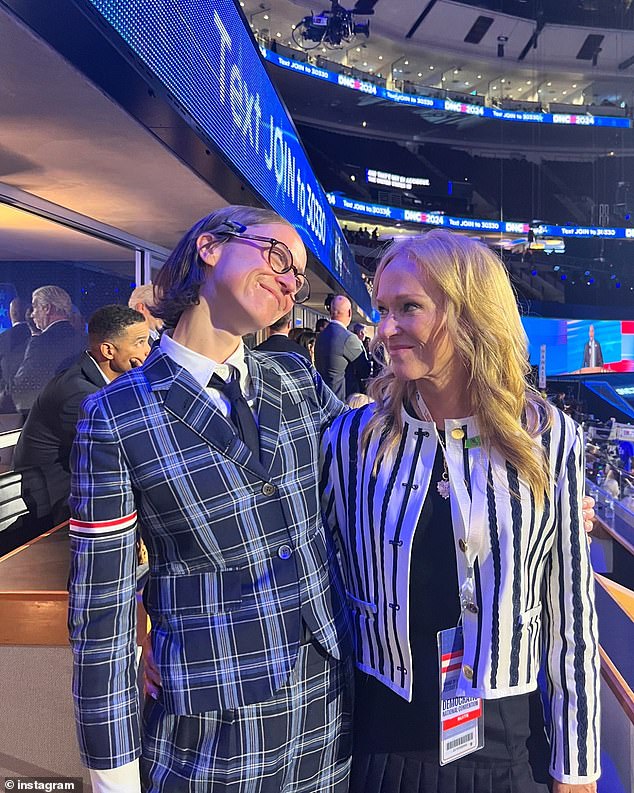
[522,317,634,375]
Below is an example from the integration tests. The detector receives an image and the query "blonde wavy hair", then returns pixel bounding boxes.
[365,229,552,504]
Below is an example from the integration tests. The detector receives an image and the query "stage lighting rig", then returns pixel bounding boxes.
[293,1,372,50]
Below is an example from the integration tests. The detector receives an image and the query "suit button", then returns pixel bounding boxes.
[463,664,474,680]
[465,602,479,614]
[458,538,468,553]
[261,483,277,496]
[278,544,292,560]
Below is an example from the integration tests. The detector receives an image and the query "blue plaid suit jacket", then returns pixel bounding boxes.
[68,347,350,770]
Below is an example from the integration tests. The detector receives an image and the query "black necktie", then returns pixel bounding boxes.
[208,371,260,459]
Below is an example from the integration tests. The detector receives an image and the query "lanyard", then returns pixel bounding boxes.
[415,393,487,607]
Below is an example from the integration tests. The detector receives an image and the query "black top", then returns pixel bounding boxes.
[354,437,461,755]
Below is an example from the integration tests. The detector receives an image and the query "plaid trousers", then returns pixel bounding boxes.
[140,641,353,792]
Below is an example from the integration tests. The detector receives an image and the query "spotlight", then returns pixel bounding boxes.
[497,35,508,58]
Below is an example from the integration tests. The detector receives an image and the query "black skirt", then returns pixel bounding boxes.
[350,678,552,793]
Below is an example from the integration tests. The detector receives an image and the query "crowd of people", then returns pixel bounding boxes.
[342,224,385,249]
[4,204,599,793]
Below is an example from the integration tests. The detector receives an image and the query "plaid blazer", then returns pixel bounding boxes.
[68,347,350,770]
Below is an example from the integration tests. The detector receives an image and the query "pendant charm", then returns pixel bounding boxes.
[436,478,450,499]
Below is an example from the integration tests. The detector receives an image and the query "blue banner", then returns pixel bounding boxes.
[80,0,371,315]
[327,194,634,240]
[264,49,631,130]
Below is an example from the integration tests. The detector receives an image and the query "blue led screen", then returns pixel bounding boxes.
[327,194,634,241]
[523,317,624,375]
[79,0,370,315]
[264,49,631,129]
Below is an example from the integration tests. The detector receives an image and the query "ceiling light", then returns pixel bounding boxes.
[350,174,356,181]
[429,65,435,70]
[263,14,269,20]
[465,81,470,86]
[572,83,577,88]
[378,55,383,60]
[356,47,361,52]
[562,90,567,95]
[492,85,498,90]
[526,80,532,85]
[418,72,422,77]
[547,81,552,86]
[363,61,367,66]
[477,74,482,79]
[501,78,505,83]
[453,69,460,74]
[291,24,296,29]
[362,121,367,127]
[404,60,409,65]
[276,32,281,37]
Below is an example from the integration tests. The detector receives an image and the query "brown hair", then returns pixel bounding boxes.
[153,205,293,327]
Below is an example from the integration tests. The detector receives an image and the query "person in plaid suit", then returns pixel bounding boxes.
[68,206,353,792]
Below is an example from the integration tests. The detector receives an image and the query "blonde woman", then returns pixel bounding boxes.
[321,230,600,793]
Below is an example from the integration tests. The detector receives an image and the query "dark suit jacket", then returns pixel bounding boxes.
[582,339,604,368]
[12,320,87,413]
[314,321,371,400]
[0,323,31,412]
[13,352,106,514]
[255,333,312,362]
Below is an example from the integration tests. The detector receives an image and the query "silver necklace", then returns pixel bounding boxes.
[415,391,451,499]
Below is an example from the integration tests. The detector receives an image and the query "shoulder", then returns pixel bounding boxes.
[82,365,149,415]
[249,347,312,377]
[326,402,375,439]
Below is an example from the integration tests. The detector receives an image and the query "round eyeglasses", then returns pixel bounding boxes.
[215,230,311,304]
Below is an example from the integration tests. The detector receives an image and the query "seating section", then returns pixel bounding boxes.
[299,125,634,228]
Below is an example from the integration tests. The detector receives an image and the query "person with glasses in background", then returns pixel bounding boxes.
[67,205,352,793]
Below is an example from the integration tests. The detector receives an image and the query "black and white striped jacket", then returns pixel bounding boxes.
[320,404,600,785]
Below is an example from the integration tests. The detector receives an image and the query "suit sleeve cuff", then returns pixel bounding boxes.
[89,760,141,793]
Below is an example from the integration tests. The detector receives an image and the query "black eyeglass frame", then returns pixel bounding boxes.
[210,230,311,304]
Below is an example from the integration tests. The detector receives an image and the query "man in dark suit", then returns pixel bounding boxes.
[255,311,312,361]
[314,295,371,400]
[0,297,31,413]
[582,324,604,368]
[67,207,351,793]
[12,285,87,414]
[14,305,149,524]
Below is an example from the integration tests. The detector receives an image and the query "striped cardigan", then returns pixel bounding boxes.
[320,404,600,785]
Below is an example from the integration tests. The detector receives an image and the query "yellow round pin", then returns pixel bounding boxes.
[451,428,465,440]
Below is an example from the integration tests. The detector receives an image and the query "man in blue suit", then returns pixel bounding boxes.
[68,206,352,793]
[314,295,370,400]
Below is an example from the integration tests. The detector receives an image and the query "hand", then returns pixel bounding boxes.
[581,495,595,534]
[552,781,596,793]
[142,633,162,699]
